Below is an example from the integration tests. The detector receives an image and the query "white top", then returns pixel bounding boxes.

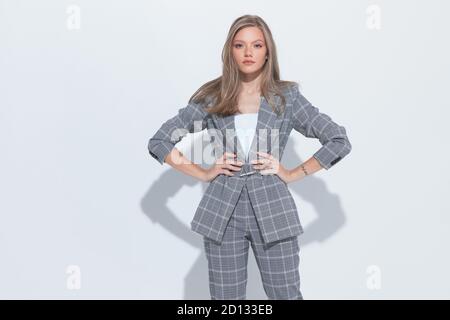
[234,113,258,159]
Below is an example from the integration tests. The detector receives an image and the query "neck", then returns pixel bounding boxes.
[240,70,263,94]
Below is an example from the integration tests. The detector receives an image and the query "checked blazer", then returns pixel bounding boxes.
[148,83,352,244]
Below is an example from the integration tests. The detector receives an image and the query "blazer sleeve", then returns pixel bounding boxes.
[291,84,352,170]
[147,100,208,165]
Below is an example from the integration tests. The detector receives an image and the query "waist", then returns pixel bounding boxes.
[237,163,259,177]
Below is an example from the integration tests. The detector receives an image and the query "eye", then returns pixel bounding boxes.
[255,43,263,48]
[234,44,242,48]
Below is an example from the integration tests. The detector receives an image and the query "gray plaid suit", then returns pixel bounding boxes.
[148,83,352,245]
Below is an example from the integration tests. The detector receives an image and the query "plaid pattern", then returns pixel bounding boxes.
[148,83,352,244]
[204,184,302,300]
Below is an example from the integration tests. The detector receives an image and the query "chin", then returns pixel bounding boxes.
[239,65,263,74]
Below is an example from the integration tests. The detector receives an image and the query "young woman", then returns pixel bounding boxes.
[148,15,352,300]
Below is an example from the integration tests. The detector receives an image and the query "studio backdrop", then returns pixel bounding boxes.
[1,0,449,299]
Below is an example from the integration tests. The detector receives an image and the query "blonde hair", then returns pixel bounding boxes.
[189,14,297,117]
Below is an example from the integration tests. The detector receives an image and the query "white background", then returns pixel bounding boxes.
[1,0,449,299]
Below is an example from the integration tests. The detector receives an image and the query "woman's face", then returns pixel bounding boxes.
[232,26,267,76]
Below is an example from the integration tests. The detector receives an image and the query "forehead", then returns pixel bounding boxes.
[233,26,265,42]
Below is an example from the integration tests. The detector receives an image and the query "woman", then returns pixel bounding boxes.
[148,14,352,300]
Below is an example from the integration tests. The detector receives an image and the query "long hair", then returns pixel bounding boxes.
[188,14,297,117]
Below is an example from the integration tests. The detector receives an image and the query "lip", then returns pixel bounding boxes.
[243,60,255,64]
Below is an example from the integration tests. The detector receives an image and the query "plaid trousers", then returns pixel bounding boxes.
[203,183,303,300]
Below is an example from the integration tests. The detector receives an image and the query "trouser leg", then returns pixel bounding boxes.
[245,186,303,300]
[251,236,302,299]
[203,187,250,300]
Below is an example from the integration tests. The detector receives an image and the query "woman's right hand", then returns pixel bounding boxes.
[201,152,243,182]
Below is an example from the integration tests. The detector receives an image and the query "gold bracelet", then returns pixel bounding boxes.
[300,164,308,176]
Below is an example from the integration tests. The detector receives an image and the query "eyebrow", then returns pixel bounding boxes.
[233,39,264,43]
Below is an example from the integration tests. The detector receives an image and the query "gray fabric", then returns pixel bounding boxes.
[204,184,302,300]
[148,83,352,244]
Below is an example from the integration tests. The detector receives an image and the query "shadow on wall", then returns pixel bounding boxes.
[140,138,347,299]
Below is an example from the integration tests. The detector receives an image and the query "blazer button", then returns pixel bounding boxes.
[330,156,342,166]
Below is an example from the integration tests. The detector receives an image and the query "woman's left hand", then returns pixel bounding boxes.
[251,151,293,184]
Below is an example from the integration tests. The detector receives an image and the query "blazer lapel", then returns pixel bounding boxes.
[247,95,279,162]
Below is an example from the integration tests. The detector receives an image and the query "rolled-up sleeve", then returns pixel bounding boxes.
[148,101,208,165]
[291,84,352,170]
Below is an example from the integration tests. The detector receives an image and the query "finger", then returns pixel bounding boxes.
[222,152,236,159]
[256,159,271,167]
[256,151,267,158]
[252,159,271,164]
[219,153,236,164]
[259,152,275,161]
[252,165,264,170]
[257,151,270,158]
[221,169,234,176]
[225,158,243,165]
[223,156,238,164]
[252,164,271,170]
[251,159,269,165]
[224,164,242,171]
[251,161,268,169]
